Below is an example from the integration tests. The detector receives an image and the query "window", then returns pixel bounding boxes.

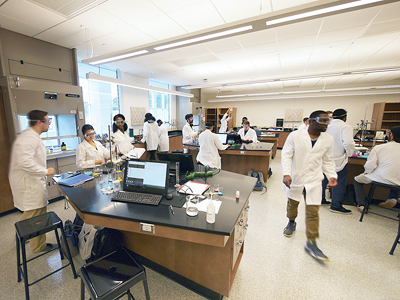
[149,78,170,123]
[78,62,120,135]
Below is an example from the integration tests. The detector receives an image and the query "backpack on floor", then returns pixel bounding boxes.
[89,228,124,262]
[248,170,267,193]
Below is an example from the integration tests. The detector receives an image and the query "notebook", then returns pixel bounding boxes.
[121,159,169,197]
[58,174,94,187]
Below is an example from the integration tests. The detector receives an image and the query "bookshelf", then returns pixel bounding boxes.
[371,102,400,130]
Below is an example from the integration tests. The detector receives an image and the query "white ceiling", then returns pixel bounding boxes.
[1,0,400,97]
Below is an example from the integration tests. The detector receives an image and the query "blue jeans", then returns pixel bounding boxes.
[322,164,349,209]
[354,178,400,206]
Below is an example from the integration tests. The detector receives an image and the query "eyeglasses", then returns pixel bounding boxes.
[85,131,96,137]
[309,117,332,125]
[115,120,126,125]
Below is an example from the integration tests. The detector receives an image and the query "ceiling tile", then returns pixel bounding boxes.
[175,44,213,58]
[236,29,276,48]
[270,0,319,12]
[367,2,400,23]
[211,0,271,23]
[133,14,187,40]
[149,0,203,13]
[108,26,156,48]
[0,13,43,36]
[72,6,130,35]
[243,42,278,56]
[316,26,365,44]
[274,18,322,40]
[167,0,224,32]
[203,37,242,53]
[212,48,247,61]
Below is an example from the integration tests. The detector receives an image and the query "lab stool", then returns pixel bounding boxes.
[79,247,150,300]
[389,212,400,255]
[359,181,400,222]
[15,211,77,300]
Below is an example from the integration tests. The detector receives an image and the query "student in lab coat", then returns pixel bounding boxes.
[219,107,233,133]
[141,113,159,160]
[9,110,55,253]
[157,119,169,152]
[197,122,230,169]
[354,126,400,210]
[322,109,355,213]
[238,121,257,143]
[182,114,199,144]
[76,124,111,169]
[112,114,134,155]
[297,117,309,131]
[281,110,337,261]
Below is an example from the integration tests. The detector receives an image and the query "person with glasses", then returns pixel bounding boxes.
[354,126,400,211]
[112,114,134,155]
[182,113,199,144]
[282,110,337,261]
[76,124,110,169]
[9,110,55,253]
[322,109,355,213]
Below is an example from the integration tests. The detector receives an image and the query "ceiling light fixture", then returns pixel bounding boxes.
[266,0,384,26]
[86,73,194,98]
[154,25,253,51]
[351,67,400,74]
[87,50,149,65]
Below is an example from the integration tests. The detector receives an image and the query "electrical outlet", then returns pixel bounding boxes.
[140,223,155,234]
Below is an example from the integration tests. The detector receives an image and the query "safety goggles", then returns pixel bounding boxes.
[30,118,52,125]
[85,131,96,137]
[309,117,332,125]
[114,120,126,125]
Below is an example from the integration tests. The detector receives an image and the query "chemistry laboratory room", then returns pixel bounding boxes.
[1,0,400,299]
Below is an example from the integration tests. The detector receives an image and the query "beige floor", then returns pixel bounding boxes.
[1,150,399,300]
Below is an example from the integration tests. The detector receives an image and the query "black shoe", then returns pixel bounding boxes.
[321,199,331,205]
[305,239,329,261]
[40,243,55,252]
[283,221,296,237]
[330,207,352,214]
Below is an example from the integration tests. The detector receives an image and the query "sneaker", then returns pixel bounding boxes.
[305,239,329,261]
[40,243,55,253]
[283,221,296,237]
[378,198,397,209]
[321,199,331,205]
[357,206,365,213]
[330,207,352,214]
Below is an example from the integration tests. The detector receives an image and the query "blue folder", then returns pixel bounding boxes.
[58,174,94,187]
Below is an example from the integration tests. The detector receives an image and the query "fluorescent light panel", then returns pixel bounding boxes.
[86,73,194,98]
[154,25,253,51]
[88,50,149,65]
[266,0,383,26]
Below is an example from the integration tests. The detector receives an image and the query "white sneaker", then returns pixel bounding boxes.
[378,199,397,209]
[357,206,365,213]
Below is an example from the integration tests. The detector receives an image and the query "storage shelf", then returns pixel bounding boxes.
[382,120,400,122]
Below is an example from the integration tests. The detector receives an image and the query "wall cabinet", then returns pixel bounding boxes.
[371,102,400,130]
[205,107,236,132]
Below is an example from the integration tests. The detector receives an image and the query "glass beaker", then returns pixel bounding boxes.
[186,195,199,217]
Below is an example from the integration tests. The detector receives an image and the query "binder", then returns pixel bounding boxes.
[58,174,94,187]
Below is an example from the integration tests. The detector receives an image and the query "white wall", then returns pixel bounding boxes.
[177,97,192,130]
[201,94,400,129]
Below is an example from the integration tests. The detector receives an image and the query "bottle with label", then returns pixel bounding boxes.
[61,142,66,151]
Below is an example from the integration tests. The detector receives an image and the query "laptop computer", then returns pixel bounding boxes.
[156,152,195,175]
[216,133,228,145]
[111,159,169,205]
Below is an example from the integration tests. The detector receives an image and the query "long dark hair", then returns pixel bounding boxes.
[144,113,156,123]
[113,114,128,133]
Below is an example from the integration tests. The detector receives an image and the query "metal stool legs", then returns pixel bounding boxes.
[359,184,377,222]
[389,213,400,255]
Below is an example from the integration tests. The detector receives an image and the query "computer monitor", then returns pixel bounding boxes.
[227,133,242,145]
[216,133,228,145]
[123,159,169,196]
[157,152,195,174]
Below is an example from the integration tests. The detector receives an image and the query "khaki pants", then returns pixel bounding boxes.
[286,191,319,241]
[21,207,47,253]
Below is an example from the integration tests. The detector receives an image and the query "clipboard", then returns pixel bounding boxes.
[178,181,210,195]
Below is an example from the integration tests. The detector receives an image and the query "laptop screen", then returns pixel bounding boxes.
[216,133,228,145]
[123,159,169,195]
[157,152,194,174]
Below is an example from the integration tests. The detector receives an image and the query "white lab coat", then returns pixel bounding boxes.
[8,127,48,211]
[76,139,110,169]
[238,127,258,143]
[298,123,308,131]
[326,119,355,172]
[219,113,231,133]
[361,141,400,186]
[112,130,133,154]
[281,129,337,205]
[182,122,197,144]
[141,121,159,151]
[158,124,169,152]
[196,129,228,169]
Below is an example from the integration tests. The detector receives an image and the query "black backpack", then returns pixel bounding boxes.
[248,170,267,193]
[89,228,124,262]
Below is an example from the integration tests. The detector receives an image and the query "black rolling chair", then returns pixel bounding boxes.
[79,247,150,300]
[15,211,77,300]
[359,181,400,222]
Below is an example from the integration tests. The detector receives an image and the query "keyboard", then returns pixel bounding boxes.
[111,191,162,206]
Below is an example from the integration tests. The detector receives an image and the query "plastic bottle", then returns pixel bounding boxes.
[61,142,66,151]
[206,200,215,224]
